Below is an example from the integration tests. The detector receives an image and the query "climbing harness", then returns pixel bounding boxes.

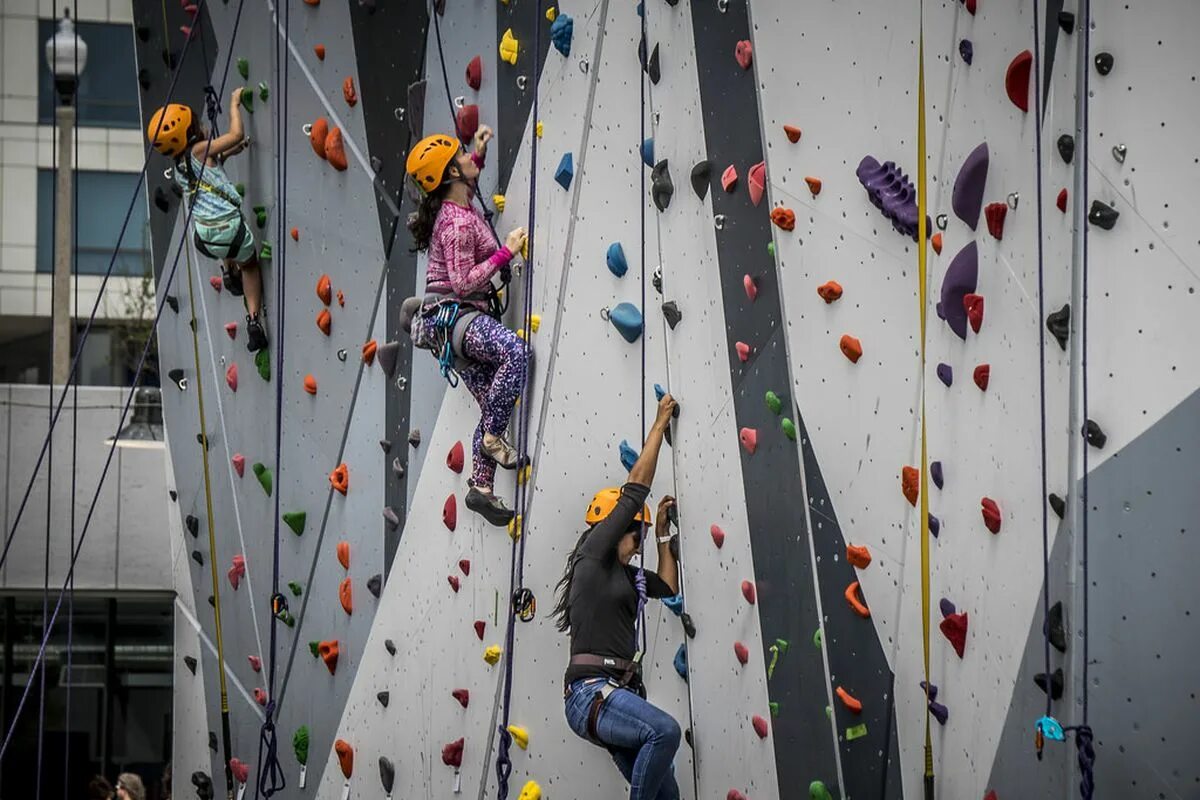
[413,299,467,387]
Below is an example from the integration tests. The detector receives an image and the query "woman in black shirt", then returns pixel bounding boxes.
[552,395,683,800]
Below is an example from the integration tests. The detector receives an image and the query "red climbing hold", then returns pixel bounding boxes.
[981,497,1002,533]
[940,611,968,657]
[456,104,480,143]
[743,274,758,302]
[227,554,245,590]
[443,494,457,531]
[362,339,378,365]
[931,232,943,254]
[733,641,749,665]
[984,792,997,800]
[210,276,223,292]
[230,759,250,784]
[302,0,319,5]
[735,342,751,362]
[711,524,726,548]
[232,454,245,477]
[314,44,325,60]
[329,463,349,495]
[316,274,332,305]
[442,738,464,768]
[783,124,802,143]
[310,117,329,159]
[973,363,990,391]
[805,177,822,197]
[335,739,354,779]
[339,577,353,615]
[721,165,738,193]
[1057,188,1068,213]
[985,202,1007,240]
[342,76,358,107]
[964,293,984,333]
[902,465,920,506]
[319,640,339,674]
[961,0,977,14]
[474,620,486,639]
[770,207,795,231]
[751,714,769,739]
[290,227,299,241]
[225,363,238,392]
[254,687,267,706]
[839,334,863,364]
[448,575,460,593]
[735,40,753,70]
[845,581,870,618]
[739,427,758,455]
[836,686,863,714]
[817,281,843,304]
[741,580,757,605]
[466,55,482,90]
[304,374,318,395]
[846,544,872,569]
[1005,50,1033,112]
[248,655,262,672]
[337,540,350,570]
[326,127,348,171]
[459,559,470,576]
[225,321,237,339]
[316,308,332,336]
[748,161,766,207]
[447,440,465,473]
[728,792,748,800]
[452,688,470,707]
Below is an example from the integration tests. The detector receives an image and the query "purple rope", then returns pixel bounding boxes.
[634,0,649,656]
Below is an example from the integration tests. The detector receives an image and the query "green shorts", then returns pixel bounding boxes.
[194,214,256,264]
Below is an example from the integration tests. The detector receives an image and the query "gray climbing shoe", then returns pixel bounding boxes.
[466,485,514,527]
[482,433,522,470]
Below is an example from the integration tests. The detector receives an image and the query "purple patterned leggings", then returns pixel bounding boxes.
[458,314,527,488]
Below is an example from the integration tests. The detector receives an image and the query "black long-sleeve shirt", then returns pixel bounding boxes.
[563,482,674,689]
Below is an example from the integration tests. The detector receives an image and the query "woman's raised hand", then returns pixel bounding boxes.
[505,227,527,255]
[474,125,494,156]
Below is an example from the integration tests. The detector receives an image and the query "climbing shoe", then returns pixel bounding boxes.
[222,264,245,296]
[482,433,524,470]
[246,314,269,353]
[466,485,514,527]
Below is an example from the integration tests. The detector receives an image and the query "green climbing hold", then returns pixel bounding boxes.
[288,580,303,596]
[824,705,832,719]
[258,81,269,102]
[255,348,271,382]
[292,725,310,765]
[259,241,272,261]
[845,723,868,741]
[809,781,834,800]
[283,511,306,536]
[812,628,823,649]
[253,463,273,496]
[769,701,779,718]
[775,638,790,654]
[782,418,797,441]
[254,205,268,229]
[765,391,782,415]
[280,611,295,627]
[308,641,320,658]
[236,57,250,79]
[240,87,254,113]
[235,182,245,197]
[767,241,775,258]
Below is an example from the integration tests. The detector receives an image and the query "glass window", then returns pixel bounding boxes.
[36,169,152,277]
[38,19,141,129]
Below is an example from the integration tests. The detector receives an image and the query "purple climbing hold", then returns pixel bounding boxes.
[930,460,944,490]
[929,513,941,538]
[939,242,978,340]
[939,597,956,618]
[855,156,931,242]
[929,700,949,725]
[920,681,938,701]
[959,39,973,65]
[936,363,953,387]
[952,143,989,231]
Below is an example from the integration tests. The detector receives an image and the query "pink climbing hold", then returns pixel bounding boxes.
[739,427,758,455]
[973,363,990,391]
[474,620,486,640]
[985,202,1007,240]
[248,655,262,672]
[721,165,738,193]
[733,641,750,665]
[227,554,246,590]
[210,276,223,292]
[751,714,769,739]
[743,275,757,302]
[981,497,1002,533]
[940,611,969,658]
[443,494,457,531]
[735,342,751,362]
[225,321,237,339]
[747,161,766,207]
[254,687,267,706]
[963,293,984,334]
[711,524,726,548]
[229,758,250,785]
[452,688,470,707]
[447,441,465,473]
[735,40,753,70]
[232,454,245,477]
[459,558,471,576]
[741,580,757,605]
[448,575,460,593]
[225,363,238,392]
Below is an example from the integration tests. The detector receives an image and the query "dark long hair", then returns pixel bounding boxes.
[408,162,458,252]
[551,529,592,633]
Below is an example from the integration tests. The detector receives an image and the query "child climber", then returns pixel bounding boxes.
[146,90,267,352]
[405,125,527,527]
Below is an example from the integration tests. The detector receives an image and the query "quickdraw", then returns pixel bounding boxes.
[512,588,536,622]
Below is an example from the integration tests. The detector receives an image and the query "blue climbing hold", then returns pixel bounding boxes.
[641,137,654,168]
[636,1,644,16]
[550,13,573,57]
[663,593,684,617]
[608,302,644,343]
[673,642,688,681]
[653,384,666,401]
[607,243,628,277]
[555,153,574,190]
[619,439,639,472]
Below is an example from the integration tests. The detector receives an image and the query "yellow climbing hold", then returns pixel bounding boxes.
[484,645,503,665]
[521,239,530,261]
[493,194,506,213]
[536,121,543,138]
[545,6,557,21]
[499,29,519,65]
[529,314,541,333]
[506,725,529,750]
[518,781,542,800]
[508,514,523,540]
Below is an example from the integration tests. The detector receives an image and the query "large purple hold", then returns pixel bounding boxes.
[940,242,979,339]
[856,156,932,241]
[936,363,953,387]
[920,681,939,701]
[939,597,957,618]
[930,460,944,489]
[959,39,973,65]
[929,700,949,725]
[952,143,989,230]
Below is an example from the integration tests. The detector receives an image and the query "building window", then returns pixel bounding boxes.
[38,20,141,129]
[36,170,151,277]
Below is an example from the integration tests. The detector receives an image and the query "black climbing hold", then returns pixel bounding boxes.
[191,550,204,566]
[661,301,682,330]
[670,534,680,562]
[170,182,183,199]
[379,439,392,453]
[376,341,401,377]
[165,294,179,313]
[681,612,696,639]
[651,160,674,211]
[185,514,199,538]
[192,770,214,800]
[138,68,151,91]
[169,490,178,502]
[207,732,217,751]
[135,25,151,42]
[376,691,390,707]
[384,639,397,656]
[408,429,422,448]
[1083,419,1107,449]
[1094,52,1114,76]
[1056,134,1075,165]
[652,268,663,295]
[379,757,395,793]
[184,655,197,674]
[207,595,214,607]
[370,155,383,173]
[684,728,693,749]
[1034,667,1064,700]
[959,39,973,65]
[665,0,679,5]
[196,433,211,450]
[1057,11,1075,33]
[690,160,713,200]
[1088,200,1119,230]
[153,186,171,213]
[1046,304,1070,351]
[1048,493,1066,519]
[360,0,378,12]
[647,43,661,85]
[367,574,382,598]
[1045,601,1067,653]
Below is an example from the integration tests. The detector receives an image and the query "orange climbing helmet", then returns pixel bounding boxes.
[146,103,195,157]
[585,487,651,527]
[406,133,461,195]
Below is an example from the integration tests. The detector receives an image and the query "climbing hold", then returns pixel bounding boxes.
[607,243,628,277]
[551,13,573,57]
[365,573,381,598]
[319,640,339,674]
[253,463,273,496]
[1046,601,1067,652]
[608,302,644,343]
[952,143,989,230]
[382,506,400,530]
[651,160,674,211]
[337,541,350,570]
[781,418,797,440]
[283,511,306,537]
[448,575,460,593]
[1057,10,1075,32]
[940,608,968,657]
[288,581,303,596]
[484,645,502,665]
[506,725,529,750]
[376,341,400,377]
[735,342,751,362]
[846,544,871,569]
[491,194,507,214]
[456,104,479,142]
[770,207,796,231]
[663,594,684,618]
[334,739,354,780]
[985,202,1007,240]
[1088,200,1119,230]
[741,276,758,303]
[316,308,331,336]
[707,524,726,549]
[936,363,953,387]
[804,177,822,197]
[845,581,870,618]
[929,700,949,725]
[329,463,349,495]
[690,160,712,200]
[445,441,465,474]
[209,276,223,293]
[760,391,781,416]
[980,497,1002,533]
[304,374,318,395]
[1094,51,1114,76]
[902,465,919,506]
[518,782,541,800]
[236,57,250,80]
[224,363,239,392]
[232,454,245,477]
[325,127,348,171]
[1083,419,1107,449]
[741,580,757,605]
[783,124,802,143]
[316,274,332,306]
[362,339,378,365]
[973,364,990,391]
[1035,668,1065,700]
[739,427,758,455]
[499,28,519,65]
[1005,50,1033,112]
[1056,134,1075,165]
[661,301,682,330]
[814,280,844,304]
[929,513,942,538]
[224,321,238,340]
[185,515,199,538]
[341,76,357,107]
[939,242,979,340]
[309,117,329,159]
[728,792,747,800]
[554,153,574,189]
[457,559,470,577]
[964,293,984,333]
[375,691,389,711]
[465,55,482,90]
[443,494,457,531]
[313,44,325,60]
[384,639,397,656]
[339,578,353,614]
[336,289,345,306]
[856,156,930,240]
[1056,188,1068,213]
[474,620,486,640]
[229,758,250,785]
[733,641,749,665]
[960,0,976,13]
[959,39,973,65]
[183,655,198,674]
[810,782,834,800]
[617,440,640,472]
[745,160,766,207]
[227,555,246,590]
[720,164,738,193]
[441,738,464,768]
[247,655,262,673]
[835,686,863,714]
[839,334,863,364]
[931,232,943,254]
[165,295,179,313]
[734,40,753,70]
[1049,493,1066,519]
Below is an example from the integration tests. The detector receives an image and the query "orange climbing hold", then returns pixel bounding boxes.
[443,494,457,531]
[741,580,757,605]
[836,686,863,714]
[931,232,943,254]
[973,363,990,391]
[342,76,358,107]
[337,290,345,307]
[839,334,863,364]
[902,465,919,506]
[817,281,843,304]
[447,441,465,473]
[751,714,768,739]
[316,308,331,335]
[304,374,318,394]
[329,463,349,495]
[805,177,822,197]
[290,227,299,241]
[733,641,749,665]
[846,544,872,569]
[326,127,348,171]
[783,124,802,143]
[334,739,353,779]
[316,274,332,305]
[310,117,329,159]
[845,581,870,618]
[362,340,377,365]
[739,427,758,455]
[319,640,339,674]
[770,206,796,232]
[337,541,350,570]
[339,577,353,614]
[313,44,325,60]
[981,497,1002,533]
[303,0,319,5]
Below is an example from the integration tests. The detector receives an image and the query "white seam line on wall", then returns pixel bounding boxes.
[176,593,266,721]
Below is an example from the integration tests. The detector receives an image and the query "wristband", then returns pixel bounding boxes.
[657,535,674,544]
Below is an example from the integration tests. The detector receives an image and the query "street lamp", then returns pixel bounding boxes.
[44,9,88,385]
[104,387,165,449]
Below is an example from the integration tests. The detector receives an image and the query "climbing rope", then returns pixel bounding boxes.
[633,0,650,658]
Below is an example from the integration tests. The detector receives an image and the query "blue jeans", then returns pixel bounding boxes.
[564,678,681,800]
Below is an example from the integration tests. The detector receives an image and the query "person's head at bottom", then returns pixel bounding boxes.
[115,773,146,800]
[87,775,113,800]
